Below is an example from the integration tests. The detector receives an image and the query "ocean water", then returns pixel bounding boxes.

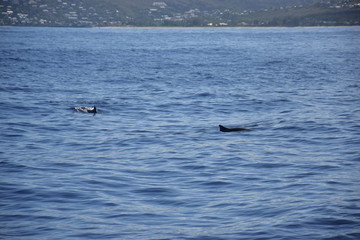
[0,26,359,240]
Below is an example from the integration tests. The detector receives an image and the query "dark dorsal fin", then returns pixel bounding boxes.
[219,125,251,132]
[219,125,229,132]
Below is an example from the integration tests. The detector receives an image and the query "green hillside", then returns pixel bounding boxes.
[1,0,359,27]
[85,0,321,14]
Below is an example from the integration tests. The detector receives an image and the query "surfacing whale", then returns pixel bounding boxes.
[74,106,97,114]
[219,125,251,132]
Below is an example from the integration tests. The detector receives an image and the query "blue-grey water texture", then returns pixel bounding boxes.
[1,26,360,240]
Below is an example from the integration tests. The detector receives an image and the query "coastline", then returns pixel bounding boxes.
[1,25,359,29]
[96,25,360,29]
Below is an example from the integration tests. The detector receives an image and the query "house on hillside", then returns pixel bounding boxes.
[153,2,167,9]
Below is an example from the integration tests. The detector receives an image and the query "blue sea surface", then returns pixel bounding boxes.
[0,26,359,239]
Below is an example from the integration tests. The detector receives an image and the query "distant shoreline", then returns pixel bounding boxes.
[97,25,360,29]
[1,25,359,29]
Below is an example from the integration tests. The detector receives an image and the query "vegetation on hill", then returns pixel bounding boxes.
[1,0,359,27]
[86,0,321,12]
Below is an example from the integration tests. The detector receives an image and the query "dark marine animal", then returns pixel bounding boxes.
[74,106,97,114]
[87,106,97,114]
[219,125,251,132]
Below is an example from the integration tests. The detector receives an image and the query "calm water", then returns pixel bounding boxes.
[1,26,360,240]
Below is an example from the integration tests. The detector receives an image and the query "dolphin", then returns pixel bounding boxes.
[219,125,251,132]
[87,106,97,113]
[74,106,97,114]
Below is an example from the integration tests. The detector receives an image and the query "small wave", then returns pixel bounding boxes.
[148,198,188,207]
[7,57,29,62]
[244,162,292,169]
[265,60,285,65]
[132,187,178,197]
[346,84,359,89]
[0,160,28,174]
[307,217,357,226]
[195,92,214,97]
[180,164,207,170]
[0,86,33,93]
[274,125,307,131]
[106,212,166,220]
[201,181,233,186]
